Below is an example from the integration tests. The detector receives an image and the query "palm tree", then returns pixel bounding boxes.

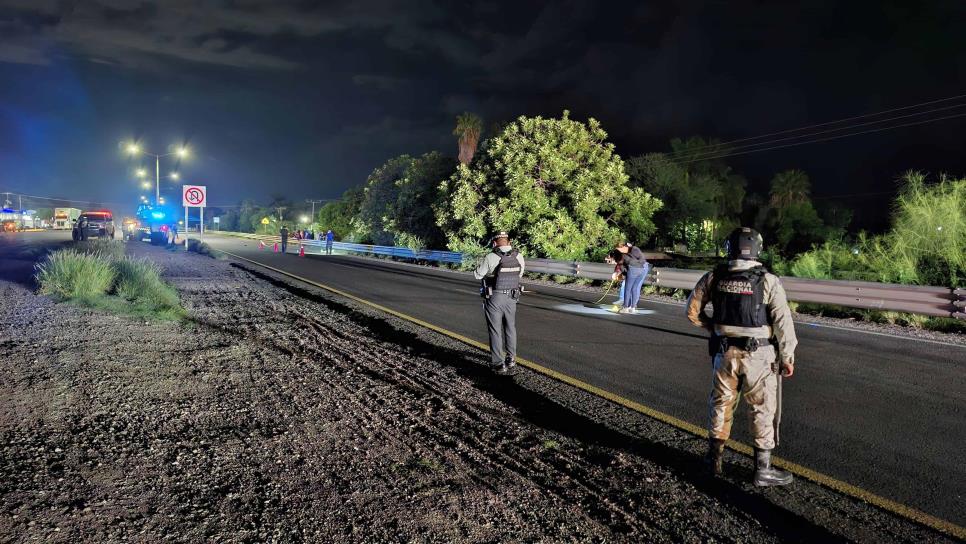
[769,169,811,216]
[453,112,483,165]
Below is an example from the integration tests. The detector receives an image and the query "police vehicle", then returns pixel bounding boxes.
[71,210,116,240]
[135,203,177,245]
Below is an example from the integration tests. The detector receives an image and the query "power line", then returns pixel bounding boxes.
[671,102,966,163]
[674,111,966,164]
[667,93,966,160]
[0,191,132,207]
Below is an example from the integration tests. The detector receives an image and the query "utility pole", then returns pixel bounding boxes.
[274,207,287,225]
[306,199,323,223]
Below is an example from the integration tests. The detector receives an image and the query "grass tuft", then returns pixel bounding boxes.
[35,242,183,320]
[114,256,182,314]
[36,249,116,300]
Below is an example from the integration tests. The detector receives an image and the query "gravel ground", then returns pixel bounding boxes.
[0,242,957,542]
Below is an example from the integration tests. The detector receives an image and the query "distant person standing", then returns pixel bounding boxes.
[76,216,88,241]
[325,229,334,255]
[615,241,649,314]
[280,225,289,254]
[474,231,525,376]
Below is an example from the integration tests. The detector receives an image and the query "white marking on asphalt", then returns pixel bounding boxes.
[556,303,655,317]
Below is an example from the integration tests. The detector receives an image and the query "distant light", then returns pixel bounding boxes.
[136,169,147,178]
[159,198,166,204]
[937,226,943,231]
[169,172,180,181]
[176,147,189,159]
[151,212,165,219]
[127,143,140,154]
[300,215,308,223]
[178,220,184,225]
[141,182,151,189]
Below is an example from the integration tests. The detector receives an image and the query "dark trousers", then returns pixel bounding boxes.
[281,239,288,253]
[325,240,333,254]
[484,293,518,366]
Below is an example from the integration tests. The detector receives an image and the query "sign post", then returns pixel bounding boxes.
[182,185,207,251]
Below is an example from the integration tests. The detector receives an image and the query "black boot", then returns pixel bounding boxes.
[754,448,793,487]
[504,357,517,373]
[705,438,726,476]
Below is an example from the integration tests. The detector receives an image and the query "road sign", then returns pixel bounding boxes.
[213,217,220,224]
[261,217,270,225]
[182,185,207,207]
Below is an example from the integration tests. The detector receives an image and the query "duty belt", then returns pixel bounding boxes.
[719,336,772,353]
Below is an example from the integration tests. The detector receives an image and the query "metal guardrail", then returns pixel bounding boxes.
[214,231,965,319]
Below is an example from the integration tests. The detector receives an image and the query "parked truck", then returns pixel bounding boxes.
[53,208,81,230]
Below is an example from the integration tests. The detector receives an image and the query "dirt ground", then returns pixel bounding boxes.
[0,242,956,543]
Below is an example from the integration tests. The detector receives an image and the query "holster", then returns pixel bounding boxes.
[709,335,767,357]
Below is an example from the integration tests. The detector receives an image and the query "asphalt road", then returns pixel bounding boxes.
[4,231,964,527]
[200,233,965,527]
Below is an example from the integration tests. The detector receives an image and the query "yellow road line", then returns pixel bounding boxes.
[215,248,965,540]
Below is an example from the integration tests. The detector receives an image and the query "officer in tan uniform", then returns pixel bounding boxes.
[686,227,797,486]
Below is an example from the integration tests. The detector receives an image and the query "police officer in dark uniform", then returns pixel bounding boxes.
[686,227,798,486]
[474,231,526,375]
[280,225,289,254]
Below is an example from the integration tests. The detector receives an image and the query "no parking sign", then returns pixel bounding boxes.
[182,185,207,207]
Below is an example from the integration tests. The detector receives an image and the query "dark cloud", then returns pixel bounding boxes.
[0,0,964,230]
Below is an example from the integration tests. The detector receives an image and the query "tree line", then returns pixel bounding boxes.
[220,111,963,287]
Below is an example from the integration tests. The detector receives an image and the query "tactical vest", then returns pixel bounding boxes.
[710,265,768,328]
[491,249,522,291]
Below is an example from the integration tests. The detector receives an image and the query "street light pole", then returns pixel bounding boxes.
[125,143,188,207]
[155,154,160,206]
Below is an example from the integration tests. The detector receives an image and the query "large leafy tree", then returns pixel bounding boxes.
[356,155,415,245]
[769,169,811,216]
[356,153,457,247]
[453,112,483,165]
[436,111,661,260]
[317,187,363,241]
[626,137,746,252]
[385,151,457,248]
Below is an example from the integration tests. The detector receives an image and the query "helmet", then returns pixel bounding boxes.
[725,227,763,259]
[490,231,510,243]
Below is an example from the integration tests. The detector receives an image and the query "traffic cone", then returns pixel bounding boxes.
[258,240,265,250]
[299,244,305,257]
[273,242,279,253]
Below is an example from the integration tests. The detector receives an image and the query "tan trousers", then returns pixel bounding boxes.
[709,345,778,450]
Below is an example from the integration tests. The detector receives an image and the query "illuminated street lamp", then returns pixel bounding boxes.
[299,215,309,224]
[169,172,180,181]
[141,181,151,189]
[125,141,191,205]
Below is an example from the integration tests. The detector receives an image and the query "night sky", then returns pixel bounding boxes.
[1,1,964,230]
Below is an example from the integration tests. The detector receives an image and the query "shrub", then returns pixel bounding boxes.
[36,249,116,300]
[113,256,180,311]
